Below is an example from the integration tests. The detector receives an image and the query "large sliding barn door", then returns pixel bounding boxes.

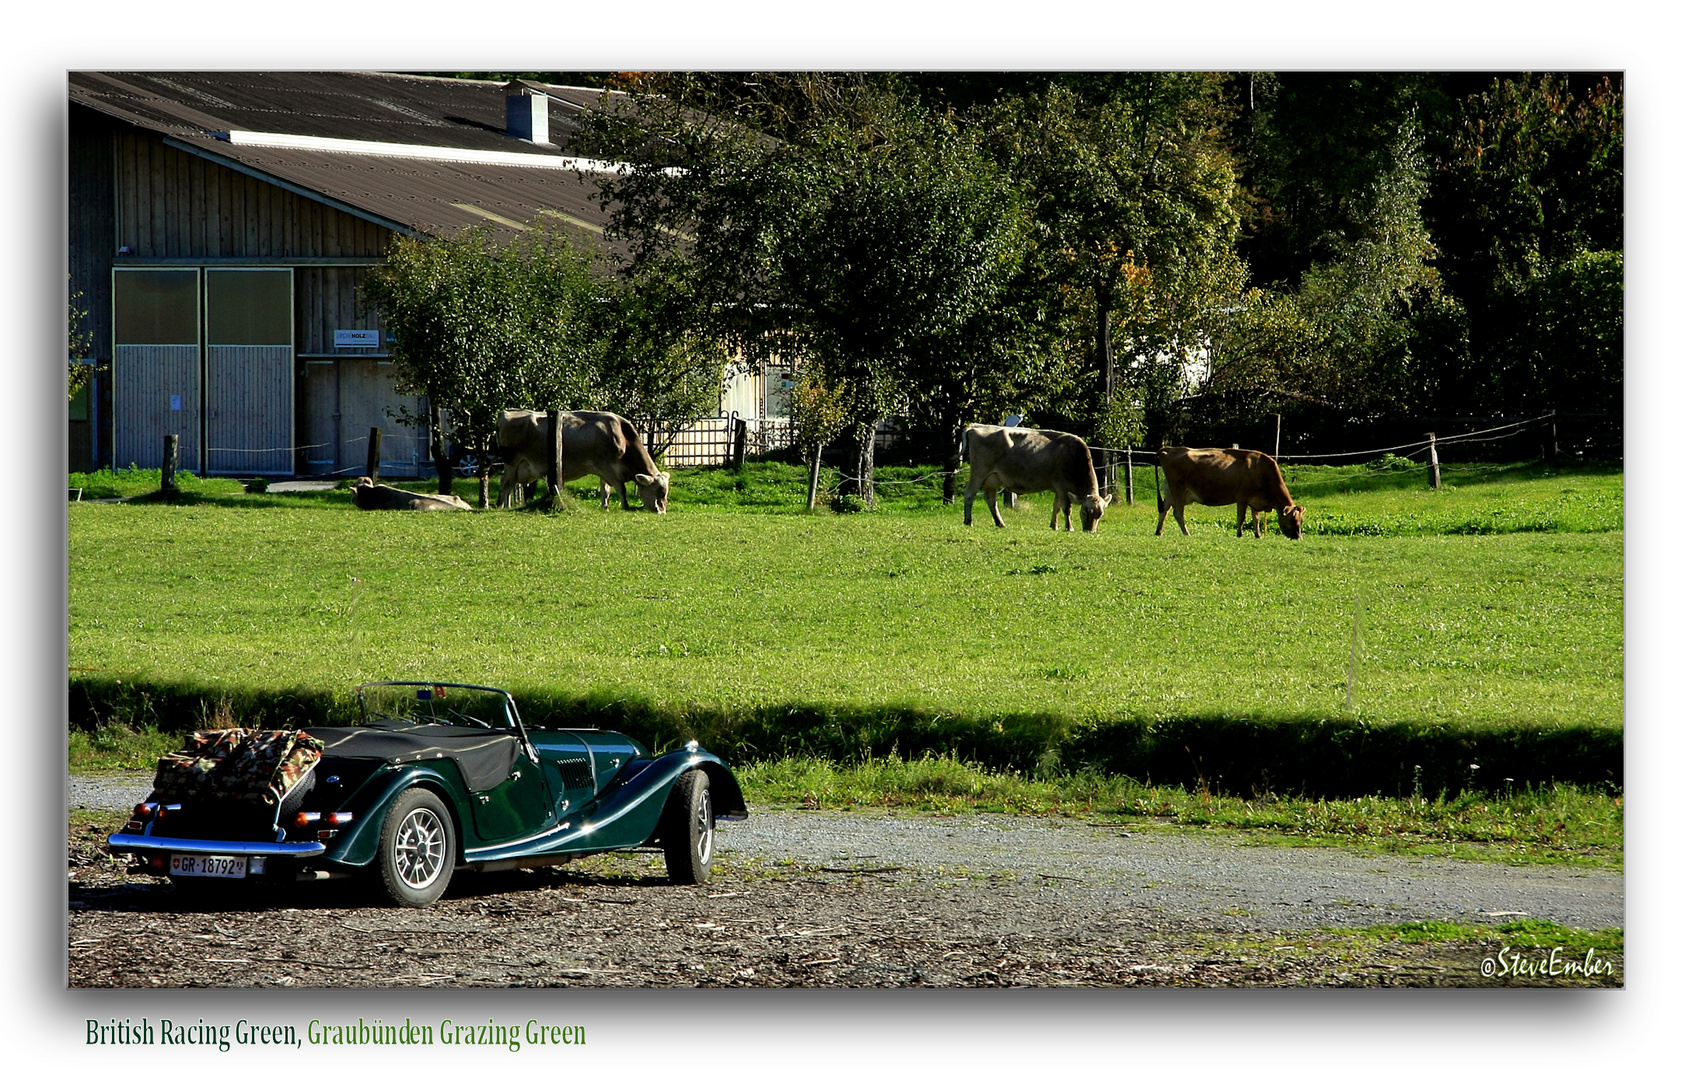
[112,269,201,472]
[205,269,293,475]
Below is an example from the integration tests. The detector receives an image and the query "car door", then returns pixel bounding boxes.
[465,737,556,843]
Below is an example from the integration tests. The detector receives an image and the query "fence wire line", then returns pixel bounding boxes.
[1081,412,1564,463]
[185,410,1589,479]
[827,412,1583,489]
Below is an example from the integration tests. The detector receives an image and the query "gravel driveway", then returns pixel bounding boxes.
[68,772,1623,988]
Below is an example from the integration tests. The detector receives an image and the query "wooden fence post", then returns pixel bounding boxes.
[1125,447,1134,506]
[365,427,383,480]
[1273,413,1282,459]
[732,418,748,470]
[1550,411,1559,461]
[1426,432,1441,489]
[548,409,564,505]
[161,434,179,494]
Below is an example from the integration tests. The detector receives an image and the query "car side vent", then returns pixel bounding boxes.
[555,757,594,790]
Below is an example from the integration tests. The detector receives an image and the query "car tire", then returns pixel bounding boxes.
[376,788,456,907]
[662,769,713,885]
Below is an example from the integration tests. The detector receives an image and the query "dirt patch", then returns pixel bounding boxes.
[68,811,1620,988]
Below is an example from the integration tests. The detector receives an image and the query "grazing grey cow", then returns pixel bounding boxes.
[497,410,669,512]
[962,423,1112,532]
[1156,446,1303,539]
[351,477,471,511]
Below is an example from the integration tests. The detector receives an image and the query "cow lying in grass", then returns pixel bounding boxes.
[351,477,471,511]
[962,424,1112,532]
[1156,446,1303,539]
[497,410,670,513]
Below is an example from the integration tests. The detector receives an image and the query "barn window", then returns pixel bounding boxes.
[113,269,198,345]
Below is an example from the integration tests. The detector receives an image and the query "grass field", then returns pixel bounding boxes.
[66,457,1623,863]
[68,457,1621,798]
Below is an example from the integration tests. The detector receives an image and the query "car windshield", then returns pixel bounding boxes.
[356,683,517,733]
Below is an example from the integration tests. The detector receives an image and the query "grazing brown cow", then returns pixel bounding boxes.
[351,477,472,511]
[1156,446,1303,539]
[497,410,670,512]
[962,423,1112,532]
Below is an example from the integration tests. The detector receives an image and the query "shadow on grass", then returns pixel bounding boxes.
[71,674,1623,802]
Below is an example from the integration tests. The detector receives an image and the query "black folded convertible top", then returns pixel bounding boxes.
[304,724,520,793]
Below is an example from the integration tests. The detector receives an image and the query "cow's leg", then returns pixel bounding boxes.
[1172,503,1191,536]
[599,482,613,509]
[1156,498,1169,535]
[1250,509,1265,538]
[1053,491,1074,531]
[1236,503,1248,537]
[987,485,1007,528]
[497,463,518,508]
[962,480,978,525]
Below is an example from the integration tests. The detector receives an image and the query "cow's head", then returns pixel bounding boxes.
[1277,504,1304,540]
[1081,492,1113,532]
[635,471,671,513]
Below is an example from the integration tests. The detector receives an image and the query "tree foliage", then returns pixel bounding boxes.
[360,224,607,505]
[980,75,1248,450]
[581,82,1033,505]
[68,277,94,401]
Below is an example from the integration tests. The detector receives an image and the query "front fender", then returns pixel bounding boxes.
[460,749,746,863]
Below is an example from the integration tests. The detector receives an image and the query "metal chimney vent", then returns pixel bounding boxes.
[504,80,550,146]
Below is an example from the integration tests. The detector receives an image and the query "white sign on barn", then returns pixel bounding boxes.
[335,329,381,349]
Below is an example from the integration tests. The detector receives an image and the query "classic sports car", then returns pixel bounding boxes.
[108,682,747,906]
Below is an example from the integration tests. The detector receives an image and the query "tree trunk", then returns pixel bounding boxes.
[1095,284,1117,496]
[476,443,492,509]
[839,420,877,508]
[430,406,454,496]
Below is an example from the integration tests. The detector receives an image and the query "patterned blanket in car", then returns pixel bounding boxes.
[152,727,326,806]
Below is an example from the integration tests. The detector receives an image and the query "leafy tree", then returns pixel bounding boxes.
[582,83,1030,506]
[1209,122,1442,418]
[361,223,606,506]
[981,75,1248,457]
[592,266,730,456]
[1426,74,1623,414]
[69,277,95,401]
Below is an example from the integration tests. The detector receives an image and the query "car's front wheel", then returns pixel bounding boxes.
[377,788,456,907]
[662,770,713,885]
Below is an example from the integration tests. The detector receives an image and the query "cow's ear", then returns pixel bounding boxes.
[1101,493,1114,507]
[635,473,655,485]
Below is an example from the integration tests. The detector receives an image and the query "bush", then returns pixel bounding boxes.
[829,492,869,514]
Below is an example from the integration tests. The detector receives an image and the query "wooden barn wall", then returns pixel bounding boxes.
[295,265,380,355]
[69,106,117,362]
[111,128,391,260]
[70,106,119,469]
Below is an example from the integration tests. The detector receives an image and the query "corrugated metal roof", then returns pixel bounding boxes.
[69,71,627,246]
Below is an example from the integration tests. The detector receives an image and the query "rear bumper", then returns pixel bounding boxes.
[107,834,327,858]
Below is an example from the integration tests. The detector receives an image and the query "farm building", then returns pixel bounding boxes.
[67,71,790,477]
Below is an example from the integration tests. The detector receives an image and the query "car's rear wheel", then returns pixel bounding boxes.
[377,788,455,907]
[662,770,713,885]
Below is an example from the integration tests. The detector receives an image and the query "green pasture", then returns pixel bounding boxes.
[68,458,1621,799]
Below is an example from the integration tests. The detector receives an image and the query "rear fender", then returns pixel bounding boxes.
[320,764,471,870]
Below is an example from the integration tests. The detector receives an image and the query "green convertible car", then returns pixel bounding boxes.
[108,681,748,906]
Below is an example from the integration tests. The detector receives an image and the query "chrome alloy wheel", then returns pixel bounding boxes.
[693,782,713,867]
[393,807,447,888]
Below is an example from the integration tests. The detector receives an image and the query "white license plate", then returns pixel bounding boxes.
[169,854,248,879]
